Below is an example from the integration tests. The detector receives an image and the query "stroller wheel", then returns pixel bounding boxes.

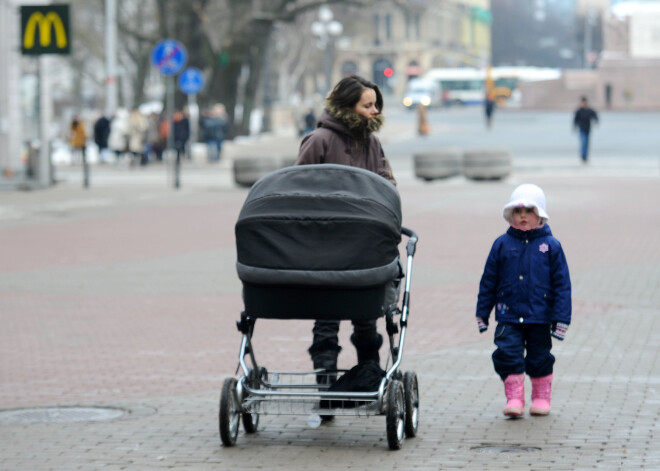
[403,371,419,437]
[219,377,240,446]
[242,367,266,433]
[385,380,405,450]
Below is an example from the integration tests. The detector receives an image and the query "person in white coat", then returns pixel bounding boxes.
[128,108,149,166]
[108,108,129,164]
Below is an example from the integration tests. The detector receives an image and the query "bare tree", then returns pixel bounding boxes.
[67,0,371,137]
[165,0,371,136]
[273,12,319,103]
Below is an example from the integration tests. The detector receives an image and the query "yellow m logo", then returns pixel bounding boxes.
[24,12,68,49]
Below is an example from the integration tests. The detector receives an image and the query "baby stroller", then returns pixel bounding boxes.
[219,164,419,450]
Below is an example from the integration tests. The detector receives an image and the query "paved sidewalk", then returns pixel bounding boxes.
[1,159,659,470]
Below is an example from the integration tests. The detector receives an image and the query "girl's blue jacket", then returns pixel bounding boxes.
[476,224,571,325]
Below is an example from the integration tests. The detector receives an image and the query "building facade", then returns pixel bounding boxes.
[519,1,660,110]
[491,0,581,68]
[333,0,491,96]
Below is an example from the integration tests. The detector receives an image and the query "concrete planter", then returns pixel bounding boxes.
[228,133,301,187]
[233,157,281,187]
[413,149,462,181]
[462,149,512,181]
[232,155,299,187]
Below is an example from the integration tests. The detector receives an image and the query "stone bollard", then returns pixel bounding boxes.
[233,157,281,187]
[190,143,208,164]
[229,133,301,187]
[233,156,299,187]
[413,149,462,181]
[462,149,512,181]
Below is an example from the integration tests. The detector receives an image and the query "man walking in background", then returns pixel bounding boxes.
[573,96,599,163]
[93,114,111,162]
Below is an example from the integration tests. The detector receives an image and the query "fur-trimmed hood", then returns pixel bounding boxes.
[324,98,384,137]
[296,107,396,185]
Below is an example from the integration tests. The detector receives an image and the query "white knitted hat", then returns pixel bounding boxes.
[502,183,549,225]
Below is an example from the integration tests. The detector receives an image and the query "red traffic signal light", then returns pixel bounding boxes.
[383,67,393,78]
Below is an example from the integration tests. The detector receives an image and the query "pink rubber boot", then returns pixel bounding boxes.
[503,373,525,417]
[530,374,553,416]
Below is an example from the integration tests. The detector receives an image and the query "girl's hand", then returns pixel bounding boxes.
[551,322,569,341]
[477,317,489,333]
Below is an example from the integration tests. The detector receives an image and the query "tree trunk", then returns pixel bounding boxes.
[131,3,150,107]
[240,20,273,135]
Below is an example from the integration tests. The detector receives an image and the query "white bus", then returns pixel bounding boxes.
[419,67,561,106]
[422,68,485,106]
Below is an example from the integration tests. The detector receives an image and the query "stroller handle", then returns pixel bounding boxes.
[401,227,418,257]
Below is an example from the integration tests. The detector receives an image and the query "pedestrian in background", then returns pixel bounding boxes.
[69,116,87,164]
[484,89,496,129]
[128,108,149,166]
[476,183,572,417]
[202,104,228,162]
[296,75,399,406]
[173,110,190,163]
[108,108,129,163]
[146,112,164,162]
[573,96,598,163]
[301,108,316,136]
[93,114,111,163]
[417,103,429,135]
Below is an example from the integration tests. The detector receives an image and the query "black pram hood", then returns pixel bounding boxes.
[236,164,401,288]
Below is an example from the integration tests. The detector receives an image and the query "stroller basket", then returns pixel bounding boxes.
[220,164,419,450]
[240,370,382,417]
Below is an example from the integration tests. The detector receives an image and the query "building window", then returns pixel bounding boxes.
[374,13,380,46]
[385,13,392,40]
[405,12,411,39]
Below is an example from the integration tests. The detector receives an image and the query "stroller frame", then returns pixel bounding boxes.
[219,227,419,450]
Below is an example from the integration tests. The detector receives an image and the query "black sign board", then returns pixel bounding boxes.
[21,4,71,55]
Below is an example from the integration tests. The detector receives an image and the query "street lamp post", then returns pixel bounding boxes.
[311,6,343,96]
[105,0,118,117]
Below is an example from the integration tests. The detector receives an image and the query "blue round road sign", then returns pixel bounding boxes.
[151,39,187,76]
[178,67,204,95]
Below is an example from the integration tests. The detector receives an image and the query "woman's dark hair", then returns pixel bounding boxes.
[328,75,384,113]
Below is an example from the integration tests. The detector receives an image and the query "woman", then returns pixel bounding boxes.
[295,75,398,393]
[69,117,87,164]
[297,75,395,183]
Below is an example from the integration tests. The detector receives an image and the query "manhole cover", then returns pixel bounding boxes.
[0,406,126,425]
[472,445,541,454]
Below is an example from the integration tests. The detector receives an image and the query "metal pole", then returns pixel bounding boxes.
[105,0,118,116]
[262,40,272,133]
[188,93,198,147]
[38,56,52,187]
[166,76,179,189]
[82,146,89,188]
[323,42,332,96]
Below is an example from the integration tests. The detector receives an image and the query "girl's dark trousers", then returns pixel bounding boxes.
[492,322,555,380]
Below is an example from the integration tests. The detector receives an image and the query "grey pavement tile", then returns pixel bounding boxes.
[2,154,660,469]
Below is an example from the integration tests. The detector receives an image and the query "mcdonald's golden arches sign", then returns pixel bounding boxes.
[21,4,71,55]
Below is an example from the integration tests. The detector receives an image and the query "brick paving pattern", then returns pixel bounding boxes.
[1,110,660,469]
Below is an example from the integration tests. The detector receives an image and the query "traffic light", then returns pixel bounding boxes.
[384,67,393,78]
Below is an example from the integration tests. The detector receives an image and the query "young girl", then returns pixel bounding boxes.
[476,183,571,417]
